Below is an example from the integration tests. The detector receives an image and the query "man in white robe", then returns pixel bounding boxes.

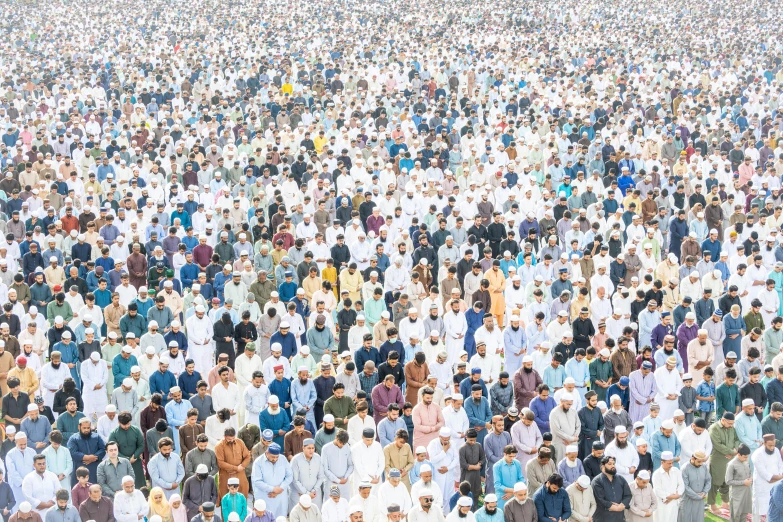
[427,428,459,512]
[40,351,71,409]
[443,304,468,369]
[758,281,780,329]
[21,454,61,517]
[651,450,685,522]
[678,419,713,463]
[604,426,640,484]
[751,434,783,521]
[350,428,385,495]
[82,351,110,423]
[186,306,214,374]
[653,356,683,420]
[113,476,149,522]
[443,396,470,451]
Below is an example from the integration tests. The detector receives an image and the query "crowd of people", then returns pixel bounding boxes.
[4,0,783,521]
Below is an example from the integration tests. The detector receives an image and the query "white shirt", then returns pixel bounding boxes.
[211,381,240,413]
[22,470,61,515]
[113,489,149,522]
[377,481,413,515]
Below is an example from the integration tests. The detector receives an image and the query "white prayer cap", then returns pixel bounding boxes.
[416,446,427,454]
[297,496,309,508]
[90,351,100,361]
[19,502,32,514]
[742,398,755,407]
[637,470,651,480]
[484,494,498,503]
[457,497,473,507]
[615,426,627,434]
[130,366,141,373]
[122,378,134,387]
[452,393,464,401]
[169,386,181,394]
[145,346,156,355]
[522,355,533,363]
[420,464,432,473]
[196,464,209,474]
[268,395,280,405]
[150,516,163,522]
[600,349,610,357]
[577,475,591,488]
[610,394,621,403]
[228,514,240,521]
[566,445,578,454]
[105,405,116,413]
[564,377,576,385]
[27,404,37,412]
[661,420,675,429]
[560,392,574,401]
[660,451,674,461]
[15,432,27,440]
[514,483,527,492]
[439,427,452,437]
[121,475,134,484]
[673,409,685,417]
[255,500,268,511]
[635,438,648,447]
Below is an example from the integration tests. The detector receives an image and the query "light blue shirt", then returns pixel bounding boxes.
[164,398,193,454]
[147,451,185,499]
[734,411,763,452]
[492,458,524,510]
[291,379,317,424]
[251,455,293,517]
[378,417,408,448]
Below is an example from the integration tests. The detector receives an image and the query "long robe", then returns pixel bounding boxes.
[725,456,752,522]
[549,406,581,460]
[458,442,485,500]
[427,438,459,510]
[82,359,109,421]
[252,454,293,517]
[679,462,711,522]
[288,453,326,509]
[651,466,684,522]
[215,438,250,501]
[628,370,657,423]
[653,366,683,420]
[751,445,783,516]
[510,421,542,473]
[108,425,146,489]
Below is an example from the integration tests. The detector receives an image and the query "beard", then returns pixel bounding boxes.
[767,448,776,455]
[324,427,335,435]
[51,362,61,369]
[616,439,628,449]
[605,468,617,476]
[299,378,308,385]
[484,508,497,515]
[458,511,468,519]
[523,367,533,373]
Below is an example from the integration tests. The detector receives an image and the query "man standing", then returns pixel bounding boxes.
[427,428,458,510]
[725,444,752,522]
[651,451,684,522]
[532,474,571,522]
[321,430,354,499]
[627,470,656,522]
[290,438,325,509]
[679,452,711,522]
[751,433,783,522]
[484,415,511,495]
[148,437,185,499]
[550,392,581,459]
[252,443,293,517]
[708,412,740,513]
[591,456,632,522]
[629,362,657,423]
[577,391,604,460]
[21,454,59,517]
[503,483,536,522]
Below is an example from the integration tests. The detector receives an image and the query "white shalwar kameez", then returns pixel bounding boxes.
[350,440,385,494]
[653,366,683,420]
[651,465,684,522]
[186,314,215,374]
[40,362,71,409]
[81,359,109,421]
[751,445,783,518]
[427,438,459,512]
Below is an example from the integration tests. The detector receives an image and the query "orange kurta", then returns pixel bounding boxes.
[215,437,251,503]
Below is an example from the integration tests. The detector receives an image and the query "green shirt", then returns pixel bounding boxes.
[716,383,740,418]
